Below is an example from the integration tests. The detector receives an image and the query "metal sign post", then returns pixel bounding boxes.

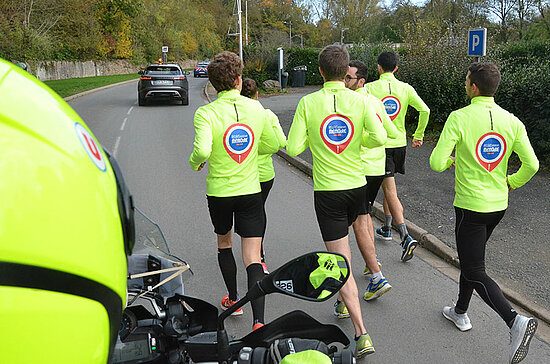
[162,46,168,63]
[277,47,283,89]
[468,28,487,62]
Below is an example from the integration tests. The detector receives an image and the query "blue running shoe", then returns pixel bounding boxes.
[401,234,418,262]
[363,277,392,301]
[375,227,392,240]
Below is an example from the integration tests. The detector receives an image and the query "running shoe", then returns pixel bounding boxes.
[221,295,243,316]
[356,333,375,358]
[364,277,392,301]
[261,262,269,274]
[510,315,538,364]
[401,234,418,262]
[333,300,350,319]
[253,320,264,331]
[363,256,382,275]
[375,227,392,240]
[442,305,472,331]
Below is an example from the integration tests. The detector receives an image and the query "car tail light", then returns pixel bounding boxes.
[140,76,152,80]
[174,77,186,80]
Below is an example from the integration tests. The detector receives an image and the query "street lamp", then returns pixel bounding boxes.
[283,20,292,47]
[341,28,349,45]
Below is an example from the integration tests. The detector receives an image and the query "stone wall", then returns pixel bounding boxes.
[25,59,200,81]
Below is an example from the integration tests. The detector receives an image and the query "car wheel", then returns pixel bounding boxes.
[194,74,197,78]
[138,95,145,106]
[182,96,189,106]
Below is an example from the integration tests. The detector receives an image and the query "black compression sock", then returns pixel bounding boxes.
[218,248,238,301]
[247,263,266,323]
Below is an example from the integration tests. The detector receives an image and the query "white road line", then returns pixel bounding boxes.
[121,117,128,131]
[127,106,134,115]
[113,136,121,157]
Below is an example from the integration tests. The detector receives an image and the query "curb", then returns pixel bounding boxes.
[204,81,216,103]
[63,78,138,102]
[277,148,550,327]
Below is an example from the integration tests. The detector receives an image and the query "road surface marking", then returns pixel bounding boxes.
[127,106,134,115]
[113,136,121,157]
[121,117,128,131]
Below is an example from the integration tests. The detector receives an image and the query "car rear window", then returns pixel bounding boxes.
[145,66,181,75]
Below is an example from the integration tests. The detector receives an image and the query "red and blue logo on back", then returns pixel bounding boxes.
[223,123,254,164]
[381,96,401,121]
[320,114,354,154]
[476,132,507,172]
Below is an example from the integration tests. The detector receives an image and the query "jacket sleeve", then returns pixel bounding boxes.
[408,86,430,140]
[258,108,281,155]
[189,107,213,170]
[266,109,287,149]
[287,98,309,156]
[362,98,387,148]
[429,113,458,172]
[508,118,539,189]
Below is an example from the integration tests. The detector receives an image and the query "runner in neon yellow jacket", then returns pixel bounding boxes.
[287,81,387,191]
[259,109,287,182]
[430,63,539,364]
[365,72,430,148]
[365,51,430,262]
[430,98,538,211]
[356,87,400,176]
[189,89,280,197]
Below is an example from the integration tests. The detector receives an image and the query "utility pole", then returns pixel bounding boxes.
[289,21,292,47]
[341,28,349,45]
[237,0,243,60]
[245,0,248,46]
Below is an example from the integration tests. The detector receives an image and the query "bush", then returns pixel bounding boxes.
[287,47,323,85]
[243,45,279,87]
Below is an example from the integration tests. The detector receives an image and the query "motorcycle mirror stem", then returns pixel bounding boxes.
[216,279,269,363]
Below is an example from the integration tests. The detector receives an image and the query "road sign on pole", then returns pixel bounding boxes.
[162,46,169,53]
[468,28,487,57]
[277,47,283,89]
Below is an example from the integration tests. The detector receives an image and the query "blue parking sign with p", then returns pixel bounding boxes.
[468,28,487,57]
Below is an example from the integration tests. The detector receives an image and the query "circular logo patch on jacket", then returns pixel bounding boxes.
[476,132,507,172]
[75,122,106,172]
[320,114,354,154]
[381,96,401,120]
[223,123,254,164]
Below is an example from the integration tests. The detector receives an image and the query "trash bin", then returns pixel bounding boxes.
[292,65,307,87]
[281,71,289,89]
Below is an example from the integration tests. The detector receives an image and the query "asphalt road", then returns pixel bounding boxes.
[67,79,550,362]
[259,89,550,312]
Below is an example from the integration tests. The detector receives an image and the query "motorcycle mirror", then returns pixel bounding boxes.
[260,251,350,302]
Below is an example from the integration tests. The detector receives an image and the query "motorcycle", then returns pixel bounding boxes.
[109,208,356,364]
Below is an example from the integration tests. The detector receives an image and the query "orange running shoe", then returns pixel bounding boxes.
[221,295,243,316]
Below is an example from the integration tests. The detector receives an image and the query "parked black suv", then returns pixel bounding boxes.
[138,64,189,106]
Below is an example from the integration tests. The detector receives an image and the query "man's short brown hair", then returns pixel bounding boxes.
[208,51,243,92]
[468,62,501,96]
[241,78,258,99]
[318,45,349,81]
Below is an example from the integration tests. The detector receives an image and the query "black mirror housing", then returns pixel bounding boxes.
[260,252,350,302]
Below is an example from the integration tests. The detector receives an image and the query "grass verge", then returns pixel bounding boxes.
[44,73,140,98]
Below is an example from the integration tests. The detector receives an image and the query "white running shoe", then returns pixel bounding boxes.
[509,315,538,364]
[442,305,472,331]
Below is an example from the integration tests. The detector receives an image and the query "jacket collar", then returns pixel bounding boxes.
[471,96,495,104]
[379,72,396,81]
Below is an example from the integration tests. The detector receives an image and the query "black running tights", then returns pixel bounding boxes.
[454,207,517,327]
